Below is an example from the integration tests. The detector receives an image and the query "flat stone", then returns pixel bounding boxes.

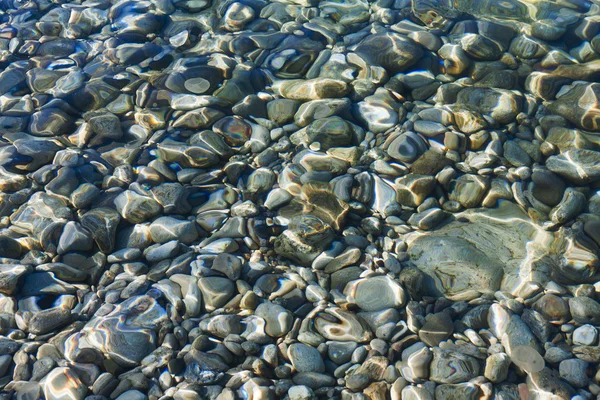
[114,190,162,223]
[435,383,479,400]
[278,78,349,101]
[292,372,336,389]
[198,277,235,311]
[488,304,542,365]
[484,353,511,383]
[149,217,198,244]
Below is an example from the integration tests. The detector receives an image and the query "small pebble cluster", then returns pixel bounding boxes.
[3,0,600,399]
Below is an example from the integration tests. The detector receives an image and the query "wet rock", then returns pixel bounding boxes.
[304,116,354,149]
[354,32,423,73]
[353,89,402,134]
[275,215,335,266]
[395,175,435,208]
[43,367,87,400]
[488,304,541,362]
[0,264,29,294]
[549,188,586,225]
[547,83,600,131]
[29,108,73,137]
[456,87,522,124]
[559,359,588,388]
[449,174,489,208]
[461,33,502,60]
[80,208,121,253]
[198,277,235,311]
[344,275,407,312]
[69,295,167,367]
[430,348,480,384]
[85,110,122,140]
[527,368,577,399]
[546,149,600,184]
[434,384,479,400]
[418,312,454,347]
[256,302,293,338]
[149,217,198,244]
[114,191,162,224]
[57,221,93,254]
[314,307,372,343]
[530,167,566,206]
[484,353,511,383]
[569,296,600,325]
[387,132,428,163]
[278,79,349,101]
[288,343,325,373]
[573,324,598,346]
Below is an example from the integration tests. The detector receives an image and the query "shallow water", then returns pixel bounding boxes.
[1,0,600,398]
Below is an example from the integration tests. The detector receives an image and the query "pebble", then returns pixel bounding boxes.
[559,359,589,388]
[43,367,87,400]
[573,325,598,346]
[288,343,325,373]
[418,312,454,347]
[429,348,480,384]
[255,302,293,338]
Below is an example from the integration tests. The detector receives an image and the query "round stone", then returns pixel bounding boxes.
[573,325,598,346]
[288,343,325,373]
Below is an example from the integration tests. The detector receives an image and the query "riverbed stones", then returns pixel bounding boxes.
[278,79,349,101]
[114,190,162,223]
[274,215,335,266]
[484,353,510,383]
[549,187,587,225]
[3,0,600,398]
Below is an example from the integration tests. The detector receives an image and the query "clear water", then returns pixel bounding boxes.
[1,0,600,398]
